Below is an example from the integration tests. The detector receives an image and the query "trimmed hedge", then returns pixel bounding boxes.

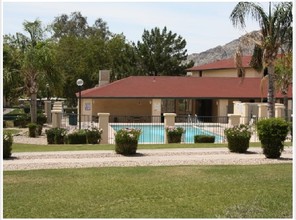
[194,135,215,143]
[3,131,13,159]
[256,118,289,158]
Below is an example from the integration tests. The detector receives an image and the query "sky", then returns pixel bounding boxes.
[2,0,271,54]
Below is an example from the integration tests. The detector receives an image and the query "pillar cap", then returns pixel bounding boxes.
[97,113,110,116]
[163,113,176,117]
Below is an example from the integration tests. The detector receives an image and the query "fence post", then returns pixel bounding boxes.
[98,113,110,144]
[275,104,285,118]
[258,103,268,119]
[44,101,52,123]
[227,114,241,126]
[51,101,63,128]
[163,113,176,143]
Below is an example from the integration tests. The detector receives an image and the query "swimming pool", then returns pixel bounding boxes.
[111,124,223,144]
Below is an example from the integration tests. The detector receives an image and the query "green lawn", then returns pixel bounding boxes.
[3,164,292,218]
[11,142,292,153]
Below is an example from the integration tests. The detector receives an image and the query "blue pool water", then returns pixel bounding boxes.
[111,124,223,144]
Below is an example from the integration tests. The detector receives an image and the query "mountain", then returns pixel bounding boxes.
[187,31,261,66]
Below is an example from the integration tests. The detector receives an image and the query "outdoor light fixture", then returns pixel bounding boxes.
[76,79,84,129]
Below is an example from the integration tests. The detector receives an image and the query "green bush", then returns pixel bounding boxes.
[224,124,251,153]
[256,118,289,158]
[45,128,67,144]
[67,130,87,144]
[115,128,141,155]
[85,127,103,144]
[3,131,13,159]
[27,123,38,137]
[194,135,215,143]
[37,114,47,125]
[14,114,30,128]
[166,126,185,143]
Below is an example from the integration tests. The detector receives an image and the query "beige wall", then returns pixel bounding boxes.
[92,98,152,116]
[191,68,262,78]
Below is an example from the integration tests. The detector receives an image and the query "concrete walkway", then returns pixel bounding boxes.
[3,147,292,171]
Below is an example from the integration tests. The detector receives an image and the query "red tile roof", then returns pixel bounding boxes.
[79,76,292,99]
[186,56,252,71]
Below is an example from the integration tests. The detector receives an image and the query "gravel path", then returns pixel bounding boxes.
[4,147,293,171]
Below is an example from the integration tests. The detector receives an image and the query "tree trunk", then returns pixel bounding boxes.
[30,93,37,123]
[267,65,275,118]
[283,94,288,121]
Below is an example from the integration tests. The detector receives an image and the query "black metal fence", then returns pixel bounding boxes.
[60,114,292,144]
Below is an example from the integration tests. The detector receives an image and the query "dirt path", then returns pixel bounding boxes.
[3,147,292,171]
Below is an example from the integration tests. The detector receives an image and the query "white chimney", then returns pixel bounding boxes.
[99,70,110,86]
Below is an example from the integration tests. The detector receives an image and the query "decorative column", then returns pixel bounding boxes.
[98,113,110,144]
[227,114,241,126]
[258,103,268,119]
[163,113,176,143]
[275,104,285,118]
[51,101,63,128]
[44,100,52,123]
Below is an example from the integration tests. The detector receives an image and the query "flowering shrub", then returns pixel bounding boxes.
[166,126,185,143]
[224,124,252,153]
[115,128,141,155]
[67,126,103,144]
[3,131,13,159]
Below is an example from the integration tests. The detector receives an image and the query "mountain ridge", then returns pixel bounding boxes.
[187,31,261,66]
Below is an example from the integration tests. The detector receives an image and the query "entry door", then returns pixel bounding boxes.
[198,99,213,119]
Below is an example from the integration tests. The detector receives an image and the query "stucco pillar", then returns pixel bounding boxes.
[258,103,268,119]
[275,104,285,118]
[44,101,52,123]
[98,113,110,144]
[51,110,62,128]
[163,113,176,144]
[51,101,63,128]
[228,114,241,126]
[240,103,249,124]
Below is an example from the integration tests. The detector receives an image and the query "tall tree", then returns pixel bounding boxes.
[230,2,292,118]
[19,19,62,123]
[3,35,23,106]
[274,53,292,120]
[137,26,193,76]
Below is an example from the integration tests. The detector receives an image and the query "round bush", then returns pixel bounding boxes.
[226,136,250,153]
[256,118,289,158]
[3,132,13,159]
[224,124,251,153]
[167,133,182,143]
[115,128,141,155]
[27,123,38,137]
[115,139,138,155]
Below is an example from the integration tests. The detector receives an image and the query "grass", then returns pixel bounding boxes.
[3,164,292,218]
[11,142,292,153]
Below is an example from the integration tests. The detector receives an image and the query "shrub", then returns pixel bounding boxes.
[37,114,47,125]
[256,118,289,158]
[3,131,13,159]
[194,135,215,143]
[14,114,30,128]
[45,128,67,144]
[67,130,87,144]
[115,128,141,155]
[166,126,185,143]
[27,123,38,137]
[224,124,251,153]
[85,127,103,144]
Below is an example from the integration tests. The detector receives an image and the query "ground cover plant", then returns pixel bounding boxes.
[3,164,292,218]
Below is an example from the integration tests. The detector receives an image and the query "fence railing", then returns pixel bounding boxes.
[59,114,292,144]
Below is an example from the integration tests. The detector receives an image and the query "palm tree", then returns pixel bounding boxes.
[19,20,63,123]
[230,2,292,118]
